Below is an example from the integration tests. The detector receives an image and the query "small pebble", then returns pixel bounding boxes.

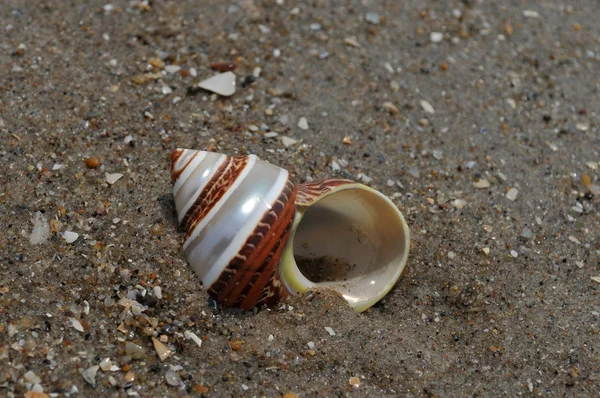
[61,231,79,243]
[298,117,309,130]
[324,327,336,336]
[152,337,173,361]
[452,199,467,209]
[506,188,519,201]
[481,247,490,256]
[430,32,444,42]
[382,102,400,114]
[349,376,361,387]
[164,65,181,74]
[510,250,518,258]
[198,72,236,97]
[99,358,112,372]
[124,371,135,383]
[522,10,540,18]
[281,136,298,147]
[307,341,315,349]
[473,179,490,189]
[365,12,380,25]
[420,100,435,114]
[153,286,162,299]
[125,342,146,359]
[106,173,123,185]
[82,365,99,387]
[71,318,84,333]
[521,228,533,238]
[344,36,361,48]
[165,369,181,386]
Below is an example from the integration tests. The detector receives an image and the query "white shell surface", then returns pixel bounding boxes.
[197,72,236,96]
[172,149,289,288]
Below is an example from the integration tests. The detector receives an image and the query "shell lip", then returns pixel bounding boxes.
[279,182,411,313]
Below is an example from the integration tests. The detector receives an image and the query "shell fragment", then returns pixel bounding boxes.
[198,72,236,97]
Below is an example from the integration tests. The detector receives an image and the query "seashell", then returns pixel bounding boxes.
[171,149,410,312]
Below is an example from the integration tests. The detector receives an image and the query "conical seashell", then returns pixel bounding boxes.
[197,72,236,97]
[171,149,410,312]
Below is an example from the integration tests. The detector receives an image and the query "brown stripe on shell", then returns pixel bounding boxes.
[207,179,296,310]
[181,156,249,236]
[170,149,198,183]
[295,178,355,206]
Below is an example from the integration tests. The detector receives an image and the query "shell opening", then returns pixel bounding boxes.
[290,186,410,311]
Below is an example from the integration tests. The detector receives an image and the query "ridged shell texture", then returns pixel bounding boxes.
[171,149,297,309]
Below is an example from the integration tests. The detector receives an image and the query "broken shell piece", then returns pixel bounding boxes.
[151,337,173,361]
[198,72,236,97]
[170,149,411,312]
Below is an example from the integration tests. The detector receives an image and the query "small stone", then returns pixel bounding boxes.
[568,235,581,245]
[349,376,361,387]
[575,261,585,268]
[324,327,336,336]
[193,385,209,393]
[70,318,84,333]
[125,342,146,359]
[521,228,533,238]
[297,117,309,130]
[61,231,79,244]
[342,136,352,145]
[510,250,518,258]
[585,161,598,170]
[148,58,165,68]
[268,334,275,342]
[281,136,298,147]
[390,80,400,91]
[344,36,361,48]
[24,370,41,384]
[432,150,443,160]
[430,32,444,42]
[382,102,400,114]
[153,286,162,299]
[452,199,467,209]
[522,10,540,18]
[152,337,173,361]
[506,188,519,201]
[506,98,517,109]
[184,330,202,348]
[307,341,315,349]
[30,211,50,245]
[165,369,181,386]
[448,251,457,260]
[591,276,600,284]
[82,365,100,387]
[481,247,490,256]
[365,12,380,25]
[25,392,49,398]
[164,65,181,74]
[473,179,490,189]
[420,100,435,114]
[124,371,135,383]
[198,72,236,97]
[576,123,588,131]
[99,358,112,371]
[106,173,123,185]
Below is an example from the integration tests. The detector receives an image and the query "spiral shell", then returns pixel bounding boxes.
[171,148,411,312]
[171,149,297,309]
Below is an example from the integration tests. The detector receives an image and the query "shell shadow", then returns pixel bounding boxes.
[157,192,179,230]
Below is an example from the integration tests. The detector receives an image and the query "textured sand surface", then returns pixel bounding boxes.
[1,1,599,396]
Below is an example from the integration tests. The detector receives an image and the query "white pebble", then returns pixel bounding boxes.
[153,286,162,300]
[510,250,518,258]
[105,173,123,185]
[420,100,435,114]
[473,179,490,189]
[184,330,202,348]
[82,365,100,387]
[281,136,298,147]
[430,32,444,42]
[30,211,50,245]
[522,10,540,18]
[61,231,79,244]
[198,72,237,97]
[71,318,84,333]
[297,117,309,130]
[307,341,315,349]
[268,334,274,342]
[481,247,490,256]
[164,65,181,74]
[324,326,336,336]
[452,199,467,209]
[506,188,519,201]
